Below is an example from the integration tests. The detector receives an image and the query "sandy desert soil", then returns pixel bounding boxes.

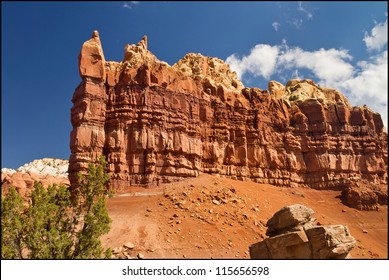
[101,174,387,259]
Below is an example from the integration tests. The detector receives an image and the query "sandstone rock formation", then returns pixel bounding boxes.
[69,31,388,193]
[1,158,69,198]
[341,182,388,211]
[249,204,356,259]
[15,158,69,177]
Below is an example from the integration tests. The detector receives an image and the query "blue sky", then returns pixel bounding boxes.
[2,1,387,169]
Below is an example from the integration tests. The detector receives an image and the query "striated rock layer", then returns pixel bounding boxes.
[69,31,388,192]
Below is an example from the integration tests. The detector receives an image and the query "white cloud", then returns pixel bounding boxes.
[272,22,281,32]
[289,18,303,29]
[292,69,302,80]
[123,2,132,9]
[226,45,280,80]
[226,44,354,85]
[297,1,313,20]
[279,47,354,86]
[363,16,388,51]
[336,51,388,128]
[123,1,140,10]
[225,27,387,127]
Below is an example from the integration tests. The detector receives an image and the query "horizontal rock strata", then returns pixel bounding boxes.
[69,31,388,192]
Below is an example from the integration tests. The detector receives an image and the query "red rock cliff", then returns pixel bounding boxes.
[69,31,388,191]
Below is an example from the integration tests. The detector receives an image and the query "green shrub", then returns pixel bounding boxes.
[289,94,299,101]
[1,156,112,259]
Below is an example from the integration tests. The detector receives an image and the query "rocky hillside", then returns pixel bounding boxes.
[102,174,387,259]
[69,31,387,194]
[1,158,69,197]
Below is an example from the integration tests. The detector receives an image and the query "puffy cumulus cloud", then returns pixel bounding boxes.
[363,16,388,51]
[226,44,354,85]
[336,51,388,128]
[278,47,354,86]
[226,44,280,80]
[225,27,387,127]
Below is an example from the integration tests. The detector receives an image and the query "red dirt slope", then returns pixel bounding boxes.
[101,174,387,259]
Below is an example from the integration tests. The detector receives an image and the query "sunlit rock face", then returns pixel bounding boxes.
[249,204,357,259]
[1,158,69,198]
[69,31,388,192]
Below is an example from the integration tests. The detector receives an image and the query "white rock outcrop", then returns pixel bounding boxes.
[16,158,69,177]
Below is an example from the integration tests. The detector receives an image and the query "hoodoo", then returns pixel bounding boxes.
[69,31,388,194]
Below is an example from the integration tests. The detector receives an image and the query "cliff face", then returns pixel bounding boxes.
[69,31,388,191]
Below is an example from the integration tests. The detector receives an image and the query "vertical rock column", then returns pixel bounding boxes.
[69,31,107,191]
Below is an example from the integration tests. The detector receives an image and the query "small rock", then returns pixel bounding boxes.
[342,209,346,212]
[137,253,144,259]
[112,247,122,254]
[209,209,214,214]
[363,229,368,233]
[124,252,133,259]
[183,255,187,258]
[118,253,127,259]
[123,242,135,250]
[146,208,152,212]
[212,199,221,205]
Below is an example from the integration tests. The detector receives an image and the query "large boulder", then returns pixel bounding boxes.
[266,204,316,237]
[341,183,387,211]
[305,225,356,259]
[250,204,356,259]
